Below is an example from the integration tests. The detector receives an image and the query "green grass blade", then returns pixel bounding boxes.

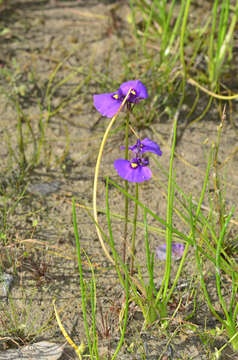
[72,199,92,356]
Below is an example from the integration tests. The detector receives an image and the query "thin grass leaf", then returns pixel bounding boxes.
[72,199,93,357]
[189,197,225,325]
[215,208,234,320]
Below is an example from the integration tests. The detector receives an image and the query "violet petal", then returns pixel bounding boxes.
[122,138,162,157]
[120,80,148,101]
[140,138,162,156]
[156,242,185,261]
[114,159,152,183]
[93,93,122,118]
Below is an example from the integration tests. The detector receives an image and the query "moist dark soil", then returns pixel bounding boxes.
[0,1,237,359]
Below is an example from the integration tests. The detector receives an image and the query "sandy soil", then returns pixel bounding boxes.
[0,1,237,359]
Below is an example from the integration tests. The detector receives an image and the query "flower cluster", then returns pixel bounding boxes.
[93,80,148,118]
[93,80,162,183]
[114,138,162,183]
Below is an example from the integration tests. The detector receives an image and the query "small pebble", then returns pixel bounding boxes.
[1,273,13,297]
[0,341,64,360]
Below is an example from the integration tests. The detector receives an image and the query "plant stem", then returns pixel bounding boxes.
[179,0,191,106]
[72,199,92,356]
[162,117,177,302]
[111,270,129,360]
[130,182,138,275]
[189,197,225,325]
[215,208,234,321]
[213,111,225,231]
[123,112,130,265]
[93,89,132,264]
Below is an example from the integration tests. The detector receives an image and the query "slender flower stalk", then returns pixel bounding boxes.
[123,112,130,265]
[93,80,149,265]
[163,118,177,303]
[114,137,162,279]
[93,89,133,264]
[154,118,176,311]
[130,182,138,275]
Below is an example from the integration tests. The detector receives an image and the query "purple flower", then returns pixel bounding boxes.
[114,138,162,183]
[156,243,185,261]
[119,80,148,103]
[93,80,148,118]
[122,138,162,157]
[114,157,152,183]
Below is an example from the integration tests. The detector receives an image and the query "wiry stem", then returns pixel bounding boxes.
[130,182,138,275]
[123,112,129,264]
[93,89,132,264]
